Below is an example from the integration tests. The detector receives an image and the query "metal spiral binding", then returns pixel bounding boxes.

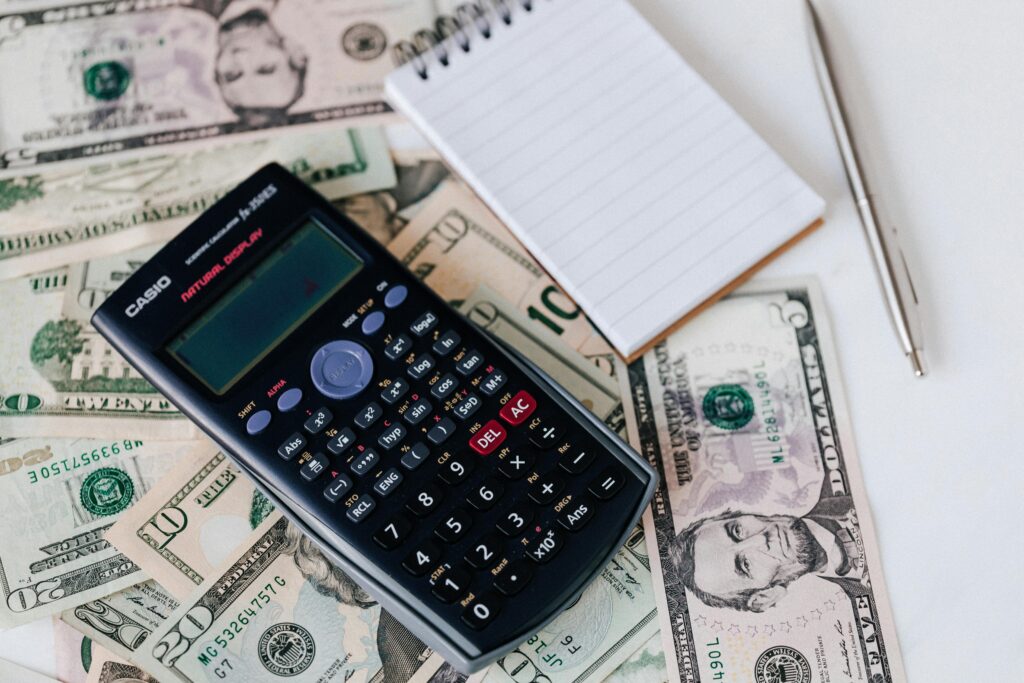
[393,0,538,79]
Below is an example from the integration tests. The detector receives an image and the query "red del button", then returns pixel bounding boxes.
[470,420,507,455]
[499,390,537,426]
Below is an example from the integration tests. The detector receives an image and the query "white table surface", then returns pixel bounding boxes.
[2,1,1022,681]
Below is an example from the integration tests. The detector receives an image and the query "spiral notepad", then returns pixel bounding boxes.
[386,0,825,359]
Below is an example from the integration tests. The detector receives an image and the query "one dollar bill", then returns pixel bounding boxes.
[619,279,906,682]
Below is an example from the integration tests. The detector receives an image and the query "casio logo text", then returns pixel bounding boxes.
[125,275,172,318]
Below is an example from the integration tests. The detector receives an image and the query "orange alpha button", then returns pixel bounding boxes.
[499,390,537,426]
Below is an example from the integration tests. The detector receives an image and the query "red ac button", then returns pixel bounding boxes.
[499,390,537,426]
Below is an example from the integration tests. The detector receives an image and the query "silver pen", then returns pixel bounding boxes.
[804,0,927,377]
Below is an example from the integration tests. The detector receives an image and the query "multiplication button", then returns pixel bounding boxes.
[497,451,534,480]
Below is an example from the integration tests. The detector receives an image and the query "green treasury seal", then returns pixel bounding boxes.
[754,646,811,683]
[80,467,134,516]
[83,61,131,101]
[259,622,316,676]
[702,383,755,430]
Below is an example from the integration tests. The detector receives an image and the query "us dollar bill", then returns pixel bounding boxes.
[53,616,93,683]
[603,634,668,683]
[0,437,192,627]
[135,513,439,683]
[0,0,435,175]
[618,279,906,683]
[85,644,160,683]
[0,127,397,279]
[387,182,617,376]
[0,268,193,439]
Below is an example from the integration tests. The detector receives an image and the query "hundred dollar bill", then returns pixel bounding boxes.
[420,527,658,683]
[85,645,160,683]
[106,442,273,600]
[62,580,180,662]
[0,437,192,627]
[0,268,193,439]
[136,513,439,683]
[0,127,397,279]
[0,1,435,175]
[387,182,617,376]
[618,279,906,683]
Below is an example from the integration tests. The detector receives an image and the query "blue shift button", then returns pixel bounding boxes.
[310,340,374,400]
[246,410,271,435]
[276,387,302,412]
[361,311,385,335]
[384,285,408,308]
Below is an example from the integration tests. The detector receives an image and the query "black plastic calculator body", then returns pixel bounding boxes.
[92,164,656,673]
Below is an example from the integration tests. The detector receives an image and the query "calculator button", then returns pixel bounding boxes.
[495,561,534,596]
[455,349,484,376]
[406,484,443,517]
[410,311,439,337]
[526,527,564,564]
[407,354,436,379]
[559,448,595,474]
[432,567,471,603]
[377,422,407,450]
[361,311,385,335]
[403,540,441,576]
[310,340,373,400]
[499,390,537,426]
[275,387,302,412]
[435,508,472,543]
[380,378,410,405]
[400,442,430,470]
[495,503,533,537]
[437,454,474,485]
[465,534,502,569]
[430,373,459,400]
[589,467,626,499]
[384,285,408,308]
[432,330,461,356]
[497,450,534,479]
[246,410,271,435]
[469,420,506,455]
[277,432,306,461]
[529,420,565,448]
[373,514,412,550]
[404,398,433,425]
[350,448,380,476]
[467,478,504,511]
[323,474,353,503]
[303,407,332,435]
[300,453,329,482]
[462,594,501,630]
[557,496,595,532]
[453,393,482,421]
[354,402,383,429]
[529,472,565,505]
[427,417,456,445]
[479,369,507,396]
[385,334,413,361]
[327,427,356,455]
[373,468,403,497]
[346,495,376,523]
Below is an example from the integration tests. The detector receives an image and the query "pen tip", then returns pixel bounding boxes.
[909,349,927,377]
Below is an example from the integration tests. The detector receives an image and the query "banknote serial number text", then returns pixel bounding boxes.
[524,633,582,668]
[203,576,287,663]
[705,638,726,680]
[25,439,143,484]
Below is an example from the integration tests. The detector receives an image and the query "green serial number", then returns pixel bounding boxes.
[210,576,287,653]
[26,439,143,484]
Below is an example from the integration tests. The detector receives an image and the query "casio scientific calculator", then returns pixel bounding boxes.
[92,164,656,673]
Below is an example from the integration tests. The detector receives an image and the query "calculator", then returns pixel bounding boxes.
[92,164,656,673]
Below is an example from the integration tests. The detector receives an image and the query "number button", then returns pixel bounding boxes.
[373,468,403,497]
[479,369,507,396]
[589,467,626,499]
[529,419,565,448]
[406,484,443,517]
[323,474,353,503]
[403,539,441,576]
[495,503,532,537]
[380,378,410,405]
[494,561,534,596]
[408,354,436,379]
[373,514,413,550]
[432,330,461,356]
[467,478,504,511]
[559,448,595,474]
[430,373,459,400]
[462,594,501,630]
[453,393,482,421]
[350,448,380,476]
[303,407,332,435]
[404,397,433,425]
[529,472,565,505]
[437,454,474,485]
[327,427,356,456]
[410,311,438,337]
[277,432,306,461]
[385,334,412,360]
[354,402,383,429]
[432,567,471,604]
[497,450,535,480]
[435,508,472,543]
[427,417,457,445]
[455,349,484,376]
[300,453,329,482]
[377,422,407,450]
[400,442,430,471]
[465,534,502,569]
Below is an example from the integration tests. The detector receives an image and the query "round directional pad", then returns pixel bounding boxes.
[310,340,373,400]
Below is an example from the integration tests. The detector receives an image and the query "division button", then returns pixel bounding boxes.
[346,494,376,523]
[400,442,430,471]
[529,420,565,449]
[526,527,564,564]
[557,497,595,532]
[323,474,353,503]
[403,398,433,425]
[588,467,626,500]
[326,427,356,455]
[372,468,403,497]
[373,514,412,550]
[361,311,385,335]
[494,561,534,596]
[385,334,413,361]
[469,420,506,455]
[498,390,536,426]
[299,452,329,482]
[432,329,461,356]
[277,432,306,461]
[245,409,271,435]
[427,417,457,445]
[432,567,471,604]
[275,387,303,412]
[455,349,484,376]
[350,448,380,476]
[384,285,408,308]
[410,311,438,337]
[497,450,535,480]
[310,339,373,400]
[354,401,383,429]
[303,407,333,435]
[462,594,501,630]
[479,369,507,396]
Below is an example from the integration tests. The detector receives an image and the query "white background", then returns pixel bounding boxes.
[2,0,1022,681]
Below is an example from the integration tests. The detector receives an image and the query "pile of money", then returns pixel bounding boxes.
[0,2,905,681]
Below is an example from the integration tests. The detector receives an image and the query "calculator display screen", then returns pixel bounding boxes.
[167,219,362,394]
